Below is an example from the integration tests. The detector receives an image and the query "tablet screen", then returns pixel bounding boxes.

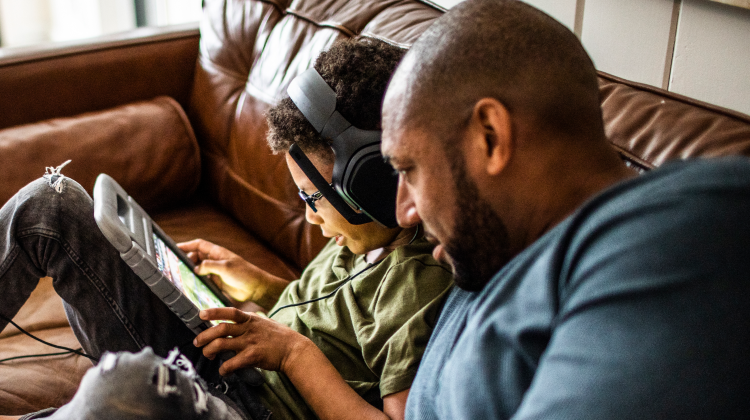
[152,233,227,311]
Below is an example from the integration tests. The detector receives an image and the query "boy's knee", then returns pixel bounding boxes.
[14,172,89,212]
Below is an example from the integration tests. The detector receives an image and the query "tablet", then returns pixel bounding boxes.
[93,173,230,335]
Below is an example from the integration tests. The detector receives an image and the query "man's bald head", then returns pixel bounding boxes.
[384,0,604,143]
[381,1,632,290]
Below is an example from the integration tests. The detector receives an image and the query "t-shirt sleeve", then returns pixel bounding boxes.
[357,257,453,398]
[510,171,750,418]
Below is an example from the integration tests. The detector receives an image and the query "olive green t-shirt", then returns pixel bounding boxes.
[257,237,453,419]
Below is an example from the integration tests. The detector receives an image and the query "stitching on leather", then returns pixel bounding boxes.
[608,141,653,171]
[360,32,411,49]
[157,97,202,192]
[284,9,356,37]
[416,0,447,12]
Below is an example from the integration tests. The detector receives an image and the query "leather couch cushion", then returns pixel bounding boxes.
[0,96,201,211]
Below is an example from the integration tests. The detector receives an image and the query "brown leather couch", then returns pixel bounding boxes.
[1,0,749,415]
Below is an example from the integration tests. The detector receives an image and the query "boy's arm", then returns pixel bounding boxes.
[195,308,407,420]
[282,338,408,420]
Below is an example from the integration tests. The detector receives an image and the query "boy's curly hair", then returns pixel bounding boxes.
[266,37,406,164]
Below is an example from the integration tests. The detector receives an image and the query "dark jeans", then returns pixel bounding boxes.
[0,177,263,419]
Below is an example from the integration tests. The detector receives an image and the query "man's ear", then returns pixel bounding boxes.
[468,98,513,176]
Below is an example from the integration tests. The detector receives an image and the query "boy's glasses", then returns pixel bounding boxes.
[298,184,332,212]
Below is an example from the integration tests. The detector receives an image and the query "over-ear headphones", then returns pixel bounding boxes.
[287,68,398,228]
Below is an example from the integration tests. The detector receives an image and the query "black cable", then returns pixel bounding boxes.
[268,259,383,319]
[0,313,98,363]
[268,226,421,318]
[0,349,85,364]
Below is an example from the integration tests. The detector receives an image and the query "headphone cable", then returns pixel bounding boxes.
[269,227,421,319]
[268,259,384,319]
[0,312,98,364]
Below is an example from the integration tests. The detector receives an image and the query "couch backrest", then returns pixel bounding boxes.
[189,0,750,270]
[599,72,750,170]
[0,26,200,131]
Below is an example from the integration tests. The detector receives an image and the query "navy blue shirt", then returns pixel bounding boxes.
[406,158,750,419]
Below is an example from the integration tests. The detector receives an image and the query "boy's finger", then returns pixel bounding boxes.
[200,307,250,323]
[194,260,226,276]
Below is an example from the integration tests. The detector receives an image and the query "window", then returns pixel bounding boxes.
[0,0,202,48]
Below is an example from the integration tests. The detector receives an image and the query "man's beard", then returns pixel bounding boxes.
[442,154,514,292]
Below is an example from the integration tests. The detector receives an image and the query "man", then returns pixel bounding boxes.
[380,0,750,418]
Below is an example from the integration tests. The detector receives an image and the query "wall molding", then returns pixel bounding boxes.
[663,0,682,89]
[574,0,586,37]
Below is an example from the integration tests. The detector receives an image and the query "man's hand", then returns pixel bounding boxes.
[193,307,312,376]
[178,239,289,310]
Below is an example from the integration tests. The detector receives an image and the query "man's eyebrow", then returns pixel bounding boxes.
[382,155,405,166]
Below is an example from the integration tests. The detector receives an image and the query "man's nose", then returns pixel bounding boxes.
[395,179,421,227]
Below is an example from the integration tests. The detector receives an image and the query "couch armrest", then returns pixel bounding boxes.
[0,23,200,131]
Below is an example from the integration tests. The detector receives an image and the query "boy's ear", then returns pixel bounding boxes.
[467,98,513,176]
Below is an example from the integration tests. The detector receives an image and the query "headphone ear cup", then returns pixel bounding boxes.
[344,151,398,228]
[288,68,398,227]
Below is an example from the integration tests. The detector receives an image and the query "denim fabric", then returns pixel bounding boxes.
[0,178,268,419]
[0,178,200,359]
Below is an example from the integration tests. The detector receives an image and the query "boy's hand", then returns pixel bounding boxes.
[177,239,289,309]
[193,307,312,375]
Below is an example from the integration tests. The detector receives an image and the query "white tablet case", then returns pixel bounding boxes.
[93,173,219,335]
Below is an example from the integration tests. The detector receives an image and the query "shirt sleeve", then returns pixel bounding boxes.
[357,255,453,398]
[456,164,750,419]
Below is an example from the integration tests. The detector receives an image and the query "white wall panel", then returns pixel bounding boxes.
[0,0,51,47]
[46,0,135,42]
[48,0,102,41]
[161,0,202,24]
[98,0,136,34]
[144,0,202,26]
[521,0,578,32]
[581,0,675,87]
[670,0,750,115]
